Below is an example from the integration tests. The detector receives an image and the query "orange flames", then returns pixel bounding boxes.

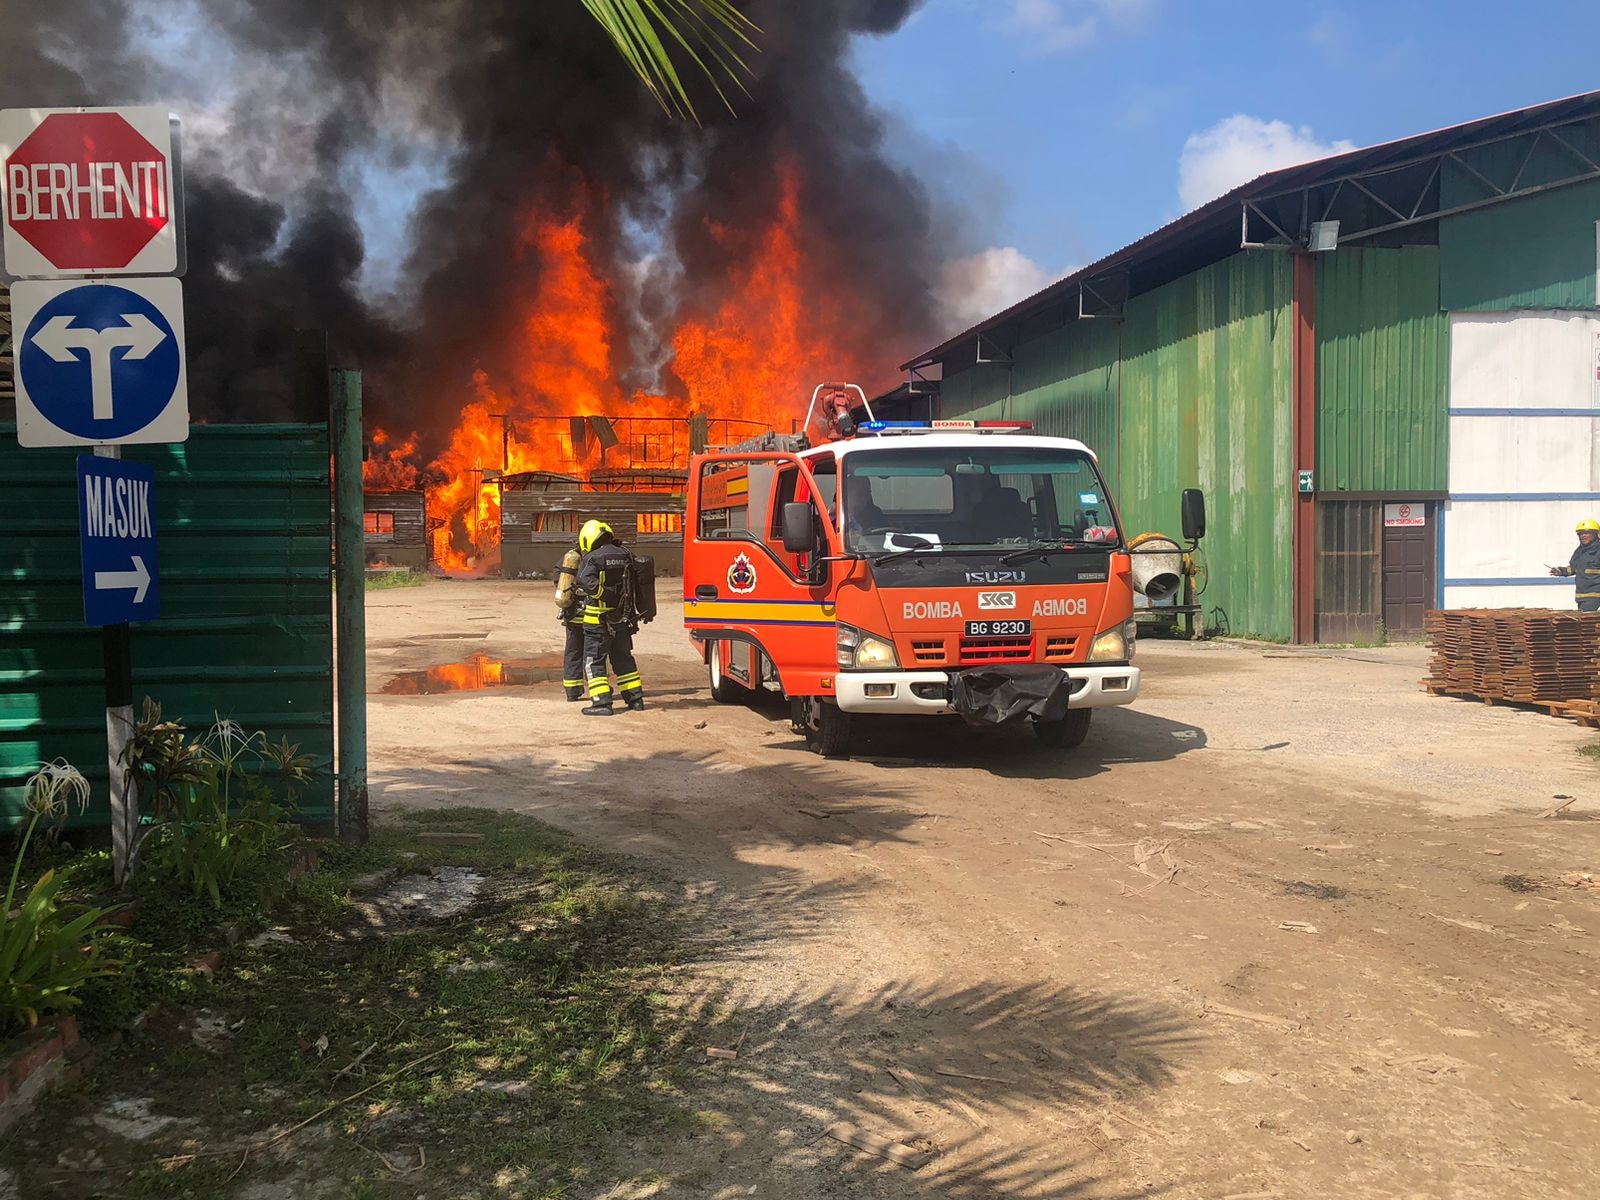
[363,428,423,491]
[369,159,880,573]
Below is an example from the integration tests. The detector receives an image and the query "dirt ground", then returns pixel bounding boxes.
[367,579,1600,1200]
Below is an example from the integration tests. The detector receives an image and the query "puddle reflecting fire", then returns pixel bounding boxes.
[382,653,564,695]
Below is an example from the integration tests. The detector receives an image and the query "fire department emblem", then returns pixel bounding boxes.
[727,553,758,594]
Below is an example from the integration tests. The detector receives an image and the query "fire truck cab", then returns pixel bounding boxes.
[684,385,1193,756]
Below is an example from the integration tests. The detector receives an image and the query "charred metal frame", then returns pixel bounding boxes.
[1241,114,1600,251]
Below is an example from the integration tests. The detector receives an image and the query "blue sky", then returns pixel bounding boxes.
[854,0,1600,325]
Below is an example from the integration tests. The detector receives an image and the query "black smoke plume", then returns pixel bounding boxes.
[2,0,940,440]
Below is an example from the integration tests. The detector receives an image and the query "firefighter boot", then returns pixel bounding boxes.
[581,702,614,716]
[564,686,585,702]
[623,691,645,712]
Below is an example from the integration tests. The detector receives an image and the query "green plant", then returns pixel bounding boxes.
[139,717,308,909]
[364,568,428,591]
[1,761,119,1031]
[582,0,758,120]
[122,698,211,819]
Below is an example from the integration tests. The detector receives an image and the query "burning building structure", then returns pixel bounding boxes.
[9,4,951,573]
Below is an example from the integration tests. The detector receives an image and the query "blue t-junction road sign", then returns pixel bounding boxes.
[77,455,160,626]
[13,278,189,447]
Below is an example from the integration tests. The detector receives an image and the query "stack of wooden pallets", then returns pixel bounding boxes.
[1423,610,1600,724]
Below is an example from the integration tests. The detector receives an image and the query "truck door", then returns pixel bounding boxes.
[685,452,840,699]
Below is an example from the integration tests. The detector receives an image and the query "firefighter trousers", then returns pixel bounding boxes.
[562,622,586,700]
[583,623,643,708]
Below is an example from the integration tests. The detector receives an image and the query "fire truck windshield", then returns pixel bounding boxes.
[840,446,1118,555]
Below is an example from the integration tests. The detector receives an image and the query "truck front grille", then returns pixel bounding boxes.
[958,636,1034,664]
[1044,636,1079,662]
[911,639,947,665]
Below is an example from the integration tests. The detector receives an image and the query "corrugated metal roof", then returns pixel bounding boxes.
[903,88,1600,370]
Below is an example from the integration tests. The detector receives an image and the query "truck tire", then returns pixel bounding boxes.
[707,643,747,705]
[1034,708,1091,749]
[792,697,851,758]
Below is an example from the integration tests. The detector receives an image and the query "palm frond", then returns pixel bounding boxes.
[581,0,760,122]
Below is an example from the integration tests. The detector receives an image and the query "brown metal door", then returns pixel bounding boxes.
[1382,506,1432,638]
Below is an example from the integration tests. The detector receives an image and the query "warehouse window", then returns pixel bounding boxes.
[364,511,395,540]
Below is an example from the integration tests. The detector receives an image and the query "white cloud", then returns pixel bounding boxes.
[1001,0,1153,53]
[1177,115,1356,211]
[1307,11,1353,55]
[937,247,1065,331]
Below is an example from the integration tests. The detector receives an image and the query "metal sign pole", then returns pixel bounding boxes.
[92,444,138,884]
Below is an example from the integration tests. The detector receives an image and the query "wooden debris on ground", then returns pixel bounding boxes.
[823,1122,933,1169]
[1200,1002,1302,1031]
[934,1066,1014,1085]
[885,1064,929,1098]
[1432,913,1496,934]
[1278,920,1319,934]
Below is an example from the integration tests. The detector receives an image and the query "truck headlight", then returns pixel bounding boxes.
[1088,619,1137,663]
[837,623,899,669]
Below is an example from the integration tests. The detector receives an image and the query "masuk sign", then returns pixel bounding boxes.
[0,106,181,277]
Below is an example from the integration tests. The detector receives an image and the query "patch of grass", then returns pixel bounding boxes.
[1578,743,1600,760]
[1499,873,1539,893]
[6,807,706,1200]
[365,568,428,591]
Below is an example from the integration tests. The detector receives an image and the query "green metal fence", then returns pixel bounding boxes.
[1,423,335,831]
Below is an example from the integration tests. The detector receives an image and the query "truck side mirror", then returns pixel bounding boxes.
[781,502,816,554]
[1181,488,1206,542]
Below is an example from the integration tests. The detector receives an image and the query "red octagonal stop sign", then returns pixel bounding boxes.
[1,106,180,276]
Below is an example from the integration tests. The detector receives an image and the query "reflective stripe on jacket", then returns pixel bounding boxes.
[1571,541,1600,599]
[576,541,632,625]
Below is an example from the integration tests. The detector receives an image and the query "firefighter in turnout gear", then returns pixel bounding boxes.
[554,543,586,701]
[1551,519,1600,612]
[575,519,645,715]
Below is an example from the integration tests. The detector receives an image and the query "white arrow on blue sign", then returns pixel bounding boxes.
[12,277,189,447]
[77,455,161,626]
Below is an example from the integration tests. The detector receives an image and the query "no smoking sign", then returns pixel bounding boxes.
[1,106,183,277]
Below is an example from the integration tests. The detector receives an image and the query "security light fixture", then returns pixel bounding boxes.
[1309,220,1340,252]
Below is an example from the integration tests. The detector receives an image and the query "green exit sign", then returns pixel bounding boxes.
[1297,470,1314,494]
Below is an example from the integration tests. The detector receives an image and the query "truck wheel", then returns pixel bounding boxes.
[1034,709,1091,749]
[792,697,851,758]
[707,644,747,705]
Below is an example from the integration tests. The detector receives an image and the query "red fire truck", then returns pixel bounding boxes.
[683,385,1204,756]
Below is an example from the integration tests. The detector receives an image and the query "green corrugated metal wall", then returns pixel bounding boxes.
[1,424,335,830]
[937,321,1122,490]
[938,254,1293,638]
[1315,246,1449,493]
[1120,252,1295,640]
[1006,320,1121,491]
[1439,143,1600,311]
[936,360,1010,423]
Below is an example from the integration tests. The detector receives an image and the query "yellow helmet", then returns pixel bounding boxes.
[1578,520,1600,533]
[578,519,614,553]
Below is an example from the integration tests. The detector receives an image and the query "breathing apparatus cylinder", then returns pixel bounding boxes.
[553,547,582,611]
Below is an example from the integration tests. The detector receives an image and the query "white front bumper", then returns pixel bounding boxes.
[833,665,1141,715]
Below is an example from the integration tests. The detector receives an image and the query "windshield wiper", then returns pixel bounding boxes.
[999,540,1109,565]
[869,538,939,565]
